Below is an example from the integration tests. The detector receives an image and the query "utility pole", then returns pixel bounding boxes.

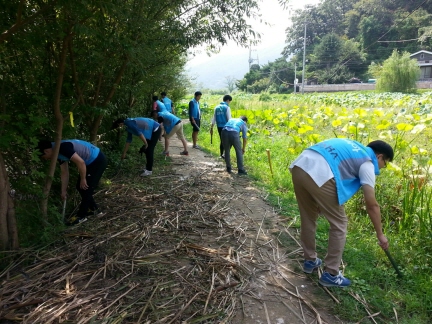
[248,46,259,71]
[294,62,297,94]
[301,22,307,94]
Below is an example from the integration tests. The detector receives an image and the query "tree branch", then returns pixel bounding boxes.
[0,1,57,44]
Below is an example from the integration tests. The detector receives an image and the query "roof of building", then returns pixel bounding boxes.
[410,50,432,57]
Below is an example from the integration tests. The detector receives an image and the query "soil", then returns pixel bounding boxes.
[164,135,344,324]
[0,130,346,324]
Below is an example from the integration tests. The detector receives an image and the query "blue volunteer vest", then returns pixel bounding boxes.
[159,111,180,134]
[224,118,245,133]
[163,97,172,113]
[215,102,229,127]
[55,140,100,165]
[157,100,167,112]
[124,118,158,141]
[308,138,380,205]
[189,98,200,119]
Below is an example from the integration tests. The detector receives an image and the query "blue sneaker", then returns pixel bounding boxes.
[319,271,351,287]
[303,258,322,274]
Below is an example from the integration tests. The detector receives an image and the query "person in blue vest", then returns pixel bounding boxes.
[210,95,232,159]
[221,116,248,175]
[157,111,189,156]
[112,117,162,177]
[37,139,107,225]
[188,91,202,149]
[289,139,393,287]
[153,96,167,113]
[161,92,175,115]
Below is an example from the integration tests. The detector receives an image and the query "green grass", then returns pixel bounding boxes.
[190,91,432,323]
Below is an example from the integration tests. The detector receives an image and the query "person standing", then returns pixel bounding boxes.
[37,139,107,225]
[289,139,393,287]
[153,95,167,113]
[112,117,162,176]
[188,91,202,149]
[210,95,232,159]
[157,111,189,156]
[221,116,248,175]
[161,92,175,115]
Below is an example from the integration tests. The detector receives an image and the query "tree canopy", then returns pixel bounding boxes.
[0,0,261,249]
[237,0,432,91]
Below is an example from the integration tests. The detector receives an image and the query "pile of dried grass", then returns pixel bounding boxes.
[1,157,337,324]
[0,172,257,323]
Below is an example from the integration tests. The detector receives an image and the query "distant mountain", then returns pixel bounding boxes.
[186,42,285,90]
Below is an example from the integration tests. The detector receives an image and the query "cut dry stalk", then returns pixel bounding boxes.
[203,267,215,315]
[0,152,351,324]
[167,292,202,324]
[137,284,159,323]
[271,292,307,324]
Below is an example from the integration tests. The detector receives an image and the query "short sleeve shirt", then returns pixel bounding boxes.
[289,149,375,188]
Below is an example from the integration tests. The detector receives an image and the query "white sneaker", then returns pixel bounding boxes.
[140,170,152,176]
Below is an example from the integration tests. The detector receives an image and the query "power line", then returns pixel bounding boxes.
[374,0,429,44]
[378,36,432,43]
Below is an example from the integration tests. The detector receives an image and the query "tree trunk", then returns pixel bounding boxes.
[7,191,19,249]
[88,58,129,142]
[0,152,19,250]
[40,32,71,218]
[0,152,10,249]
[0,60,18,249]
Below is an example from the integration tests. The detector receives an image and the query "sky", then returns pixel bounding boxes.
[186,0,321,89]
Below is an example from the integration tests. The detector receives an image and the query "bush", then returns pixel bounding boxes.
[371,50,420,93]
[209,89,227,95]
[259,93,272,101]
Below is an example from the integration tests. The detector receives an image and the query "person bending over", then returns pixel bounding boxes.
[290,139,393,287]
[157,111,189,156]
[38,139,107,225]
[221,116,248,175]
[112,117,161,176]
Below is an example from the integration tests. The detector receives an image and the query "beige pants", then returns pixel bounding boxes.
[291,166,348,275]
[166,122,185,141]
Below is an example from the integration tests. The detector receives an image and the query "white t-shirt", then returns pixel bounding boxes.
[289,149,375,188]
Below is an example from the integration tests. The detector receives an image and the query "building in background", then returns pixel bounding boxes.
[410,50,432,81]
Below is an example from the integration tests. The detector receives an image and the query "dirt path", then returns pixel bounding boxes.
[166,133,343,324]
[0,132,345,323]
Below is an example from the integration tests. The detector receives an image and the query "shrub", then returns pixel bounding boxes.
[371,50,420,93]
[259,93,272,101]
